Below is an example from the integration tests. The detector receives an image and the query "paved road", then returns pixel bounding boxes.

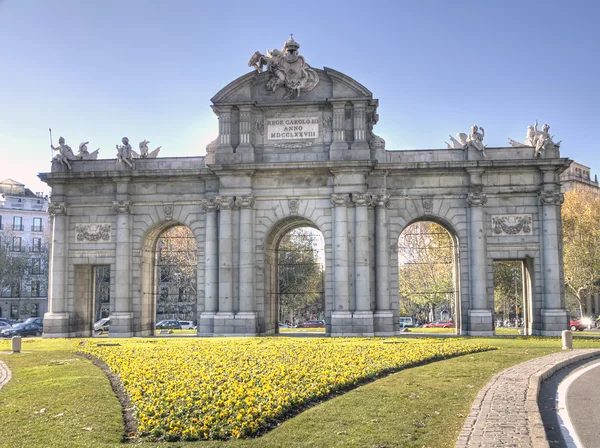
[566,358,600,447]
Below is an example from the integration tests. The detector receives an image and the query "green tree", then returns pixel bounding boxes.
[277,227,324,323]
[398,222,455,322]
[562,190,600,317]
[492,261,523,321]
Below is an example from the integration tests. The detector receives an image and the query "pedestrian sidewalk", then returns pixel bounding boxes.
[455,349,600,448]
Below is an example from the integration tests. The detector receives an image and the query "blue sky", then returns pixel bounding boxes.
[1,0,599,194]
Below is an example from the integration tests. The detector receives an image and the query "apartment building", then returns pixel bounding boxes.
[0,178,49,320]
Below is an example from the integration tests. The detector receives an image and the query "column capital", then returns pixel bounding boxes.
[331,193,351,207]
[216,196,235,210]
[352,193,372,207]
[48,202,68,216]
[201,198,218,213]
[112,200,133,214]
[467,185,487,207]
[538,189,564,205]
[236,195,255,209]
[373,194,390,208]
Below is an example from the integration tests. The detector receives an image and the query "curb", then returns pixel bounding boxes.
[0,360,11,392]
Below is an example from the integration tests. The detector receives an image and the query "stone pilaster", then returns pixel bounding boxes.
[110,198,133,337]
[330,193,352,335]
[236,106,255,162]
[373,194,394,335]
[330,101,348,155]
[43,201,69,337]
[352,193,374,335]
[466,168,493,335]
[199,199,218,336]
[217,106,234,153]
[350,101,370,157]
[538,168,567,335]
[236,195,258,335]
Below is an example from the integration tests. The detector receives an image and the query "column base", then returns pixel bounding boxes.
[42,312,70,338]
[330,311,353,336]
[468,309,493,336]
[541,309,568,336]
[197,312,217,336]
[232,312,258,336]
[108,312,133,338]
[351,311,374,336]
[374,310,395,335]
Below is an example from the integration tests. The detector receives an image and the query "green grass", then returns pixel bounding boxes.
[0,336,599,447]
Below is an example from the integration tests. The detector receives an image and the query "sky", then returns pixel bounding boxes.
[1,0,599,195]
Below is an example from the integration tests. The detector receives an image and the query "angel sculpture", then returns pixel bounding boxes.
[138,140,161,158]
[77,142,100,160]
[116,137,137,168]
[51,136,77,170]
[445,125,486,155]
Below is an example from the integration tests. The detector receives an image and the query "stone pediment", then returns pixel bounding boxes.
[211,68,373,106]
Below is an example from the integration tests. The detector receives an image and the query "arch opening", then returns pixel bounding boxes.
[397,220,460,333]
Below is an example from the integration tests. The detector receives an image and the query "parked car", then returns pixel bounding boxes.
[569,319,585,331]
[423,321,454,328]
[178,320,195,330]
[24,317,43,328]
[1,323,43,338]
[156,320,182,330]
[278,322,293,328]
[0,321,12,331]
[399,317,415,328]
[0,318,11,326]
[296,320,325,328]
[94,318,110,333]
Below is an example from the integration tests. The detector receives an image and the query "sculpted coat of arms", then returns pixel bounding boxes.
[248,35,319,99]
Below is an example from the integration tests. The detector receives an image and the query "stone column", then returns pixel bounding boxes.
[44,201,69,337]
[111,199,133,337]
[330,101,348,153]
[350,101,369,156]
[373,195,393,335]
[330,193,352,334]
[466,169,492,335]
[538,172,568,335]
[214,196,236,334]
[198,199,218,335]
[352,193,374,335]
[236,195,257,335]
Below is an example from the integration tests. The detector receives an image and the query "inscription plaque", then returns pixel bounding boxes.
[267,117,319,140]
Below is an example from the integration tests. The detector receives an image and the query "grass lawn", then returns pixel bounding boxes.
[0,335,598,448]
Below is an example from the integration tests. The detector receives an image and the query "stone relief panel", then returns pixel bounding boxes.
[75,223,111,242]
[491,214,533,236]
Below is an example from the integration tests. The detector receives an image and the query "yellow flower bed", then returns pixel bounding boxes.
[80,338,493,441]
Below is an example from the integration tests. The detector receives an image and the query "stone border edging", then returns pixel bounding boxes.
[0,360,11,392]
[455,349,600,448]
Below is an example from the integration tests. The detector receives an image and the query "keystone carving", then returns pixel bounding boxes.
[288,197,300,215]
[163,204,174,220]
[75,223,111,242]
[422,197,433,215]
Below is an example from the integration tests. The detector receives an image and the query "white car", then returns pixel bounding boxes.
[0,321,11,330]
[178,320,195,330]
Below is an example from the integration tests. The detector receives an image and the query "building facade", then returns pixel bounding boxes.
[560,161,599,194]
[0,179,49,320]
[40,37,571,337]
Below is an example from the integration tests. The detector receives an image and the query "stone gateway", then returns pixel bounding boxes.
[41,36,570,338]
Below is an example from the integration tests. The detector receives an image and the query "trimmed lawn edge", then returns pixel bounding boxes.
[77,352,138,441]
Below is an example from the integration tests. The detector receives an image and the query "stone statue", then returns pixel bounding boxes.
[77,142,99,160]
[116,137,136,167]
[445,125,486,154]
[138,140,161,158]
[248,35,319,100]
[507,120,560,158]
[51,136,77,169]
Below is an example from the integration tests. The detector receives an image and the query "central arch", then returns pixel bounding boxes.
[264,217,326,334]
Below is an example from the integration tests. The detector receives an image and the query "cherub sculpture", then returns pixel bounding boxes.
[116,137,136,167]
[508,120,561,158]
[138,140,161,158]
[51,136,77,169]
[446,125,486,155]
[77,142,100,160]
